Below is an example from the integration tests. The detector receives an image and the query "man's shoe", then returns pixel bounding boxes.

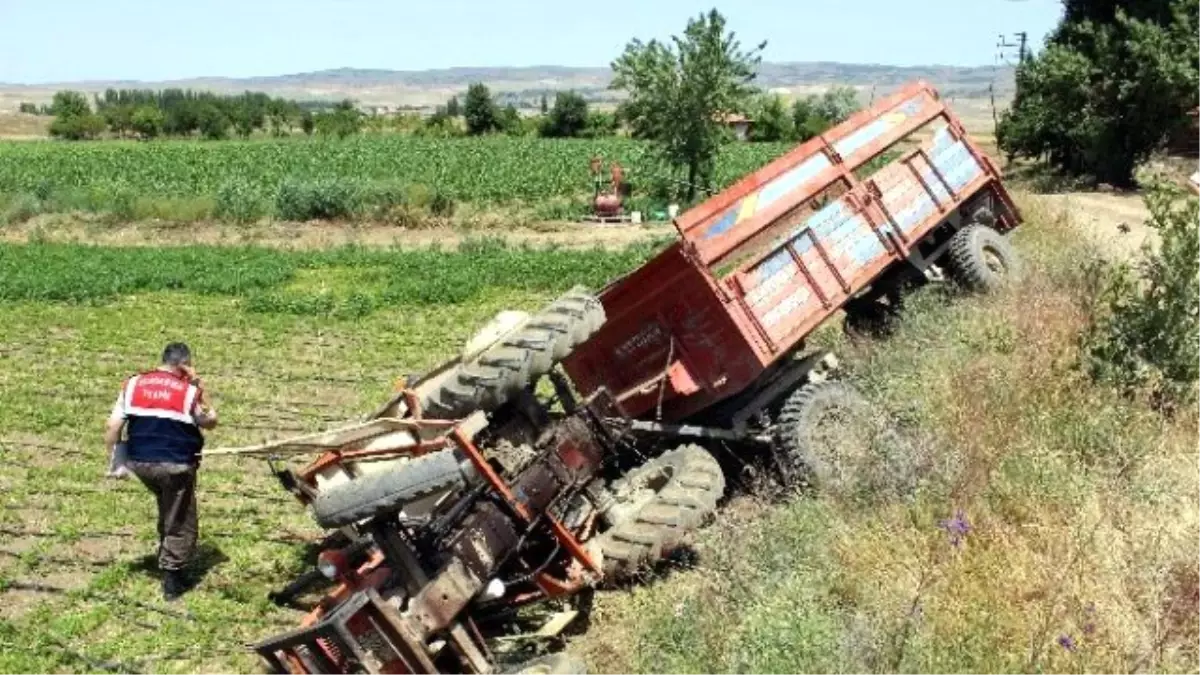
[162,570,189,602]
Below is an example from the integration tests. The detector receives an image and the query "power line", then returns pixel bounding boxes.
[996,31,1028,66]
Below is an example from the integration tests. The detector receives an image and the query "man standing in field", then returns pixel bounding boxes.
[103,342,218,601]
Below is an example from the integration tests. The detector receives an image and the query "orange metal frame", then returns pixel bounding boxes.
[296,416,460,486]
[450,428,602,576]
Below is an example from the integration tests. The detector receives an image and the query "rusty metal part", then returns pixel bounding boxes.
[258,588,439,675]
[446,621,493,674]
[409,557,487,636]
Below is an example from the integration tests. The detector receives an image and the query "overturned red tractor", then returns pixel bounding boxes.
[214,81,1023,674]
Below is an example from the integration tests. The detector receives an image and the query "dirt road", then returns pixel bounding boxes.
[2,214,671,250]
[1029,190,1155,260]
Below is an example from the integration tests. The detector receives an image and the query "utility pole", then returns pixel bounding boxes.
[997,32,1028,65]
[990,30,1028,159]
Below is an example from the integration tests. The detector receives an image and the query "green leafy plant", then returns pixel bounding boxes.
[275,179,363,221]
[1082,177,1199,410]
[214,180,265,223]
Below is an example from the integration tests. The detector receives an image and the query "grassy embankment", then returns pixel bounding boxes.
[574,196,1198,673]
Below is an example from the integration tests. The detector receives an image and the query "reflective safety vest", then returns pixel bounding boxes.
[117,369,205,465]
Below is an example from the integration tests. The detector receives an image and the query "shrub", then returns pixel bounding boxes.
[275,179,363,221]
[404,183,434,209]
[429,190,455,217]
[0,193,41,226]
[102,185,138,222]
[361,181,409,211]
[48,113,106,140]
[214,180,265,223]
[1082,177,1199,410]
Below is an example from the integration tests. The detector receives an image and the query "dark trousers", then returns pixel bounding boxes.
[127,461,198,571]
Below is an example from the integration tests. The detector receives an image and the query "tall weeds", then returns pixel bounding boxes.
[574,197,1198,673]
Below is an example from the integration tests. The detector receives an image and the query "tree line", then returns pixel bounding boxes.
[32,75,856,149]
[40,88,359,141]
[998,0,1198,185]
[416,84,619,139]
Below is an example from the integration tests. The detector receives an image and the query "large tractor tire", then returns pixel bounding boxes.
[946,224,1022,293]
[774,380,921,499]
[420,287,604,420]
[594,444,725,583]
[509,653,588,675]
[309,449,472,529]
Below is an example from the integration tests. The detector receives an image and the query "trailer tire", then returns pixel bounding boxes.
[947,224,1021,292]
[420,287,605,420]
[775,380,919,497]
[309,449,469,529]
[595,444,725,584]
[510,653,589,675]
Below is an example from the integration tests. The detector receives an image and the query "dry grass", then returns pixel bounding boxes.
[0,113,49,139]
[571,195,1199,673]
[0,211,670,251]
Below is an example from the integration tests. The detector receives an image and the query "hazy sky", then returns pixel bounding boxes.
[0,0,1064,83]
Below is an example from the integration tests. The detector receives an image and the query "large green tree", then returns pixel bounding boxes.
[541,91,589,138]
[463,83,499,135]
[611,8,764,202]
[998,0,1199,185]
[130,105,166,139]
[47,90,106,140]
[748,93,792,142]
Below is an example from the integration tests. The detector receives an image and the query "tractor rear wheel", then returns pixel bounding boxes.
[510,653,588,675]
[774,380,921,498]
[946,224,1022,292]
[308,449,471,529]
[594,444,725,584]
[420,287,604,420]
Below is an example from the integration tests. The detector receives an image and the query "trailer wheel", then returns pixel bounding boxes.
[595,444,725,584]
[308,449,470,529]
[510,653,588,675]
[774,380,918,497]
[947,224,1022,292]
[420,287,605,420]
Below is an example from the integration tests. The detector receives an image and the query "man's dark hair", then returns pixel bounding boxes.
[161,342,192,367]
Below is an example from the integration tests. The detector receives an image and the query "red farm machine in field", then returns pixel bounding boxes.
[214,80,1023,674]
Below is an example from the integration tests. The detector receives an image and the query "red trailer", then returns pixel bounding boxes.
[562,80,1022,424]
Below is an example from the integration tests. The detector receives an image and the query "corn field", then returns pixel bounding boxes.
[0,136,790,205]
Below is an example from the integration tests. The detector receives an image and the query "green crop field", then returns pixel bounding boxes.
[0,239,659,673]
[0,136,791,220]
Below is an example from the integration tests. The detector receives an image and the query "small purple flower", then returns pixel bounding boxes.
[1058,634,1077,652]
[938,509,972,548]
[1082,602,1097,634]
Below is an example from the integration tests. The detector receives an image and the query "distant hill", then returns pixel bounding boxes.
[0,61,1014,114]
